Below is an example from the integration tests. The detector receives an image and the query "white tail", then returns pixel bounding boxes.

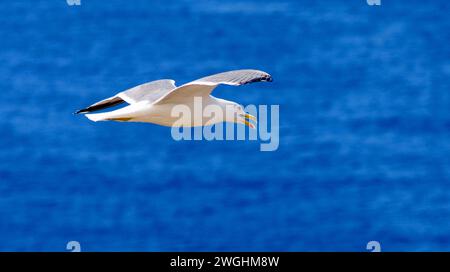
[85,113,108,122]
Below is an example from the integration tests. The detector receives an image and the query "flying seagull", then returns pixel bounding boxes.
[76,69,272,128]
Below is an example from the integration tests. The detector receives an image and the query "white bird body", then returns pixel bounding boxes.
[86,95,228,127]
[77,69,272,128]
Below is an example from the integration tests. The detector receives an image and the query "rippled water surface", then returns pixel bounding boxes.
[0,0,449,251]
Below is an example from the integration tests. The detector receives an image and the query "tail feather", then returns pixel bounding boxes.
[85,113,107,122]
[85,113,133,122]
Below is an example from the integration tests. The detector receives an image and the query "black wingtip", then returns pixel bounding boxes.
[243,74,273,85]
[261,74,273,82]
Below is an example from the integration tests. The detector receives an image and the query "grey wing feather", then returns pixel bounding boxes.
[155,69,272,105]
[192,69,272,86]
[118,79,176,104]
[76,79,176,114]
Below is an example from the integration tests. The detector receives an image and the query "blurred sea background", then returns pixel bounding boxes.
[0,0,449,251]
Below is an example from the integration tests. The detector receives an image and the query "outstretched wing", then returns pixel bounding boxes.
[192,69,272,86]
[76,79,176,114]
[155,69,272,105]
[75,95,124,114]
[118,79,176,104]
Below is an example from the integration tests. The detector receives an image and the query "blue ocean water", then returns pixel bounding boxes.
[0,0,449,251]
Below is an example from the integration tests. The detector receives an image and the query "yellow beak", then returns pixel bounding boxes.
[243,113,257,123]
[239,113,257,129]
[241,120,256,129]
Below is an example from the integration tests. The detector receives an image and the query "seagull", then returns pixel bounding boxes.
[76,69,272,128]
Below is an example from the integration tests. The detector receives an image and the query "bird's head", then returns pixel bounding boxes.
[223,101,257,129]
